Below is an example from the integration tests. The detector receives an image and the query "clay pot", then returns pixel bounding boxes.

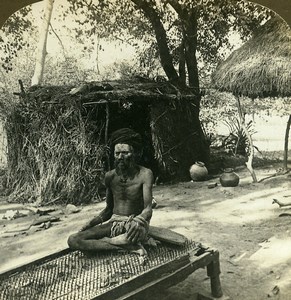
[220,168,240,187]
[189,161,208,181]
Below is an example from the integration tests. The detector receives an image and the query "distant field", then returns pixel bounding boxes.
[217,114,289,152]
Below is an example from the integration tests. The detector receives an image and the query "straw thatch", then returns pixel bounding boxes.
[212,17,291,98]
[5,85,107,204]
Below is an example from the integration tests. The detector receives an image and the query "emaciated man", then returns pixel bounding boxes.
[67,128,154,254]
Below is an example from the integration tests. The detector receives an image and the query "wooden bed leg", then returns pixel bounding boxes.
[206,251,223,298]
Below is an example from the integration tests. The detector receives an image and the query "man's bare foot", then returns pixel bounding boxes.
[120,243,148,256]
[103,233,130,246]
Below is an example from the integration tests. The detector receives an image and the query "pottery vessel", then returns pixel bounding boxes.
[220,168,240,187]
[189,161,208,181]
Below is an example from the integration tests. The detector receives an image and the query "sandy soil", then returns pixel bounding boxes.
[0,163,291,300]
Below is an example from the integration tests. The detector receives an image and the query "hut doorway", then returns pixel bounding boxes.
[105,101,159,179]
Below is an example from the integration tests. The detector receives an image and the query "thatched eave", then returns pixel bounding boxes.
[212,17,291,99]
[24,81,199,106]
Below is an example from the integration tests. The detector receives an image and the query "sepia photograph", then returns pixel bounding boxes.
[0,0,290,299]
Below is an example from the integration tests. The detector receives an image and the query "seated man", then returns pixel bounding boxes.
[67,128,154,254]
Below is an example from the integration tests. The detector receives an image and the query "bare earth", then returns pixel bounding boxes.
[0,163,291,300]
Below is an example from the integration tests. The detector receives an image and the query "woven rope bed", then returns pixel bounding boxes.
[0,241,222,300]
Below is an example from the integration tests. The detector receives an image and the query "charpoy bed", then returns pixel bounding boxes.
[0,240,223,300]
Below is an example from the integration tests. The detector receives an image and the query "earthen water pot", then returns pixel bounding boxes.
[220,168,240,187]
[189,161,208,181]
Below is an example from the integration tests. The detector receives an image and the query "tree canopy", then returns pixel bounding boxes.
[63,0,272,89]
[1,0,273,90]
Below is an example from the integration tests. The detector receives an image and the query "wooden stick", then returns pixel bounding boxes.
[283,115,291,171]
[279,213,291,217]
[273,198,291,208]
[18,79,25,94]
[105,102,111,171]
[258,170,289,183]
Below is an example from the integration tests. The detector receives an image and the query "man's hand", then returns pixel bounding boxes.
[126,216,147,243]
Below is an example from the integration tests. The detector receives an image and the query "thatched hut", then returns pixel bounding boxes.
[212,16,291,172]
[5,80,209,204]
[212,16,291,98]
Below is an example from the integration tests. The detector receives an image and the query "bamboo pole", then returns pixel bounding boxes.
[105,102,110,170]
[283,115,291,171]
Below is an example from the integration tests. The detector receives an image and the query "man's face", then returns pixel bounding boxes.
[114,143,134,170]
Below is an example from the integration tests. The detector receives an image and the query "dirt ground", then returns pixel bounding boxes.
[0,163,291,300]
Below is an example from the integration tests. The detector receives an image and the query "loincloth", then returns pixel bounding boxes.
[109,214,149,242]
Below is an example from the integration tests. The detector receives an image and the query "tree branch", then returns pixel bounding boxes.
[49,22,66,57]
[184,9,199,89]
[165,1,200,89]
[165,0,184,16]
[131,0,179,82]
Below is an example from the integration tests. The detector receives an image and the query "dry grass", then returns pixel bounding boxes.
[3,86,106,204]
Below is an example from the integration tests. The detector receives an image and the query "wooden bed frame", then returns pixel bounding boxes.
[0,243,223,300]
[98,248,223,300]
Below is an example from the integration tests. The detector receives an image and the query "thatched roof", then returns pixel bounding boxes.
[212,17,291,98]
[24,80,198,106]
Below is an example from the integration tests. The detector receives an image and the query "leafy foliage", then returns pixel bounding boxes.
[1,0,273,86]
[200,89,237,142]
[223,117,256,156]
[196,0,272,68]
[0,7,34,72]
[62,0,272,84]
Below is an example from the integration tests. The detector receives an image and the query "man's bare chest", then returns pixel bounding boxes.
[111,177,143,199]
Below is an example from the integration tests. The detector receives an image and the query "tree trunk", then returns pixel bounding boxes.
[150,96,209,181]
[178,37,186,86]
[184,10,199,89]
[131,0,209,180]
[283,114,291,170]
[31,0,54,86]
[131,0,179,82]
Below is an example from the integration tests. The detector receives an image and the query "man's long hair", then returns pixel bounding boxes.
[110,128,142,153]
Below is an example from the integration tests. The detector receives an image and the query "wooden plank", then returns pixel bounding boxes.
[118,251,216,300]
[82,94,196,105]
[0,247,71,278]
[148,226,188,246]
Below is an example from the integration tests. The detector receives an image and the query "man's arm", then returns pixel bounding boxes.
[127,168,154,242]
[80,172,114,231]
[138,168,154,221]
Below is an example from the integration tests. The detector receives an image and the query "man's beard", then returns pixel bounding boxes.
[114,157,135,174]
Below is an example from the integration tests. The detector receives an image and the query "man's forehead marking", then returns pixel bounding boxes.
[114,143,132,151]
